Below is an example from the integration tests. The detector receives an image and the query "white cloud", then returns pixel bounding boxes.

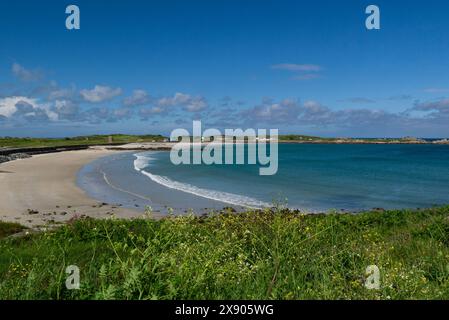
[48,87,76,100]
[123,89,151,107]
[80,85,122,103]
[240,98,301,123]
[413,98,449,113]
[54,100,80,120]
[156,92,208,112]
[0,96,58,121]
[184,98,208,112]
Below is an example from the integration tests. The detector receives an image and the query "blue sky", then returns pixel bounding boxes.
[1,0,449,137]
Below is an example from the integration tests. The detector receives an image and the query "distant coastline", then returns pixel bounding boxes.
[2,135,449,166]
[2,132,449,171]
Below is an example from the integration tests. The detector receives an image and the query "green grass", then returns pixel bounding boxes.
[0,134,167,149]
[0,134,423,149]
[279,134,333,141]
[1,207,449,299]
[0,222,26,239]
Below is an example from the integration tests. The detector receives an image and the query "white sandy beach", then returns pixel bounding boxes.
[0,148,145,227]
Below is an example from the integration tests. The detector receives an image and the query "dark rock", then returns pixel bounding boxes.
[0,153,31,164]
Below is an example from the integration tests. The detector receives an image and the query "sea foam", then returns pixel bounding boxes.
[133,153,269,209]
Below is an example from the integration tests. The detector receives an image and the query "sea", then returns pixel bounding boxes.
[77,143,449,214]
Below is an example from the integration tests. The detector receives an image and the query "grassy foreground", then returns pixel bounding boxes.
[0,207,449,299]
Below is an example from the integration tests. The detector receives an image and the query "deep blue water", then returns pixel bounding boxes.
[79,144,449,212]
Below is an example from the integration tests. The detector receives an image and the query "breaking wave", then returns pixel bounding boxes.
[133,153,270,209]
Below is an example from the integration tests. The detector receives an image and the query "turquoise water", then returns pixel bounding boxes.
[79,144,449,213]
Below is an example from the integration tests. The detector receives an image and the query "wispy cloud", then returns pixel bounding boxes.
[271,63,322,72]
[48,86,77,101]
[340,97,376,104]
[424,87,449,93]
[387,94,412,101]
[271,63,323,81]
[11,63,43,82]
[122,89,151,107]
[413,98,449,113]
[80,85,122,103]
[154,93,208,113]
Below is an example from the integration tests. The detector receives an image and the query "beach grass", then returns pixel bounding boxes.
[0,206,448,299]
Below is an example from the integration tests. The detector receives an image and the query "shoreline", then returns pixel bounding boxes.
[77,151,251,216]
[0,148,147,228]
[2,143,449,229]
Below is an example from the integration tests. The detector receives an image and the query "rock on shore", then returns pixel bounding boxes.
[0,153,31,164]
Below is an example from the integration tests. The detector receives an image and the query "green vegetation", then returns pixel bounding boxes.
[279,134,334,141]
[0,222,26,239]
[1,207,449,299]
[0,134,167,149]
[278,134,425,143]
[0,134,428,148]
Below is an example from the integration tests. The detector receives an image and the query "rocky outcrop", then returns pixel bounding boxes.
[0,153,31,164]
[433,139,449,144]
